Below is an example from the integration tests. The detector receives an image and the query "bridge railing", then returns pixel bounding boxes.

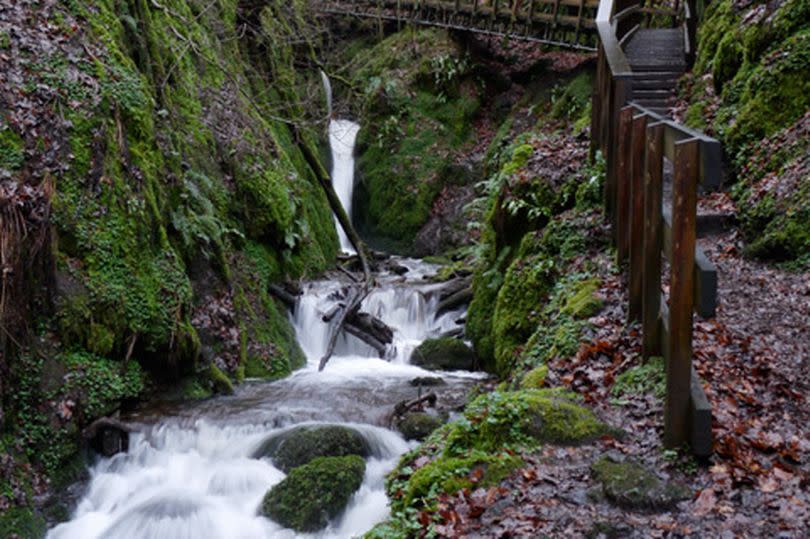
[316,0,601,48]
[591,0,718,456]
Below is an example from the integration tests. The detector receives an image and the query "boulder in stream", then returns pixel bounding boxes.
[397,412,443,441]
[253,425,369,472]
[410,337,477,371]
[261,455,366,532]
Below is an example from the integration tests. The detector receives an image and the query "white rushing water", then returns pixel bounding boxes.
[329,119,361,254]
[48,114,481,538]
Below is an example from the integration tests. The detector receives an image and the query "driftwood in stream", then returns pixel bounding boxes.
[345,323,387,357]
[319,286,369,371]
[393,393,438,417]
[436,285,473,316]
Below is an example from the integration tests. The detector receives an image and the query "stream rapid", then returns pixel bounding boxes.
[47,120,482,539]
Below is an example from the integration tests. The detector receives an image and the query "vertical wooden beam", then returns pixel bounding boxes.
[615,106,634,263]
[664,138,699,448]
[642,122,664,359]
[628,112,647,320]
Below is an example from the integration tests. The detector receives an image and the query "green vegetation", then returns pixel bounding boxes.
[2,0,340,524]
[351,29,481,252]
[376,389,608,536]
[686,0,809,262]
[261,455,366,532]
[611,357,666,403]
[591,457,691,509]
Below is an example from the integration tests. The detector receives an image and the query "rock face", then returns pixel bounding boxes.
[410,337,477,371]
[591,456,691,510]
[253,425,369,472]
[397,412,443,441]
[261,455,366,532]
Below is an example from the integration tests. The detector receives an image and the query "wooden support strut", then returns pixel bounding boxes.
[664,138,699,448]
[614,106,634,262]
[642,121,664,359]
[627,112,647,320]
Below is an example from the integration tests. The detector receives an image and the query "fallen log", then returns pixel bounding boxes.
[319,285,370,371]
[352,312,394,344]
[321,304,342,323]
[268,283,299,310]
[393,393,438,417]
[437,276,472,301]
[344,323,387,357]
[436,286,473,316]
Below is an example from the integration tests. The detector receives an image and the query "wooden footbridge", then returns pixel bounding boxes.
[315,0,602,50]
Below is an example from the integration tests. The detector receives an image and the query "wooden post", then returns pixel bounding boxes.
[627,113,647,320]
[615,106,634,263]
[664,138,699,448]
[642,122,664,359]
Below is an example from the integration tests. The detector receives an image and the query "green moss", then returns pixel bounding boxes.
[0,124,25,172]
[591,457,691,509]
[402,450,522,507]
[443,389,609,455]
[611,357,666,402]
[410,337,477,371]
[208,363,234,395]
[254,425,369,472]
[261,455,366,532]
[561,278,603,318]
[519,365,549,389]
[352,29,480,252]
[398,413,443,441]
[492,236,556,375]
[550,72,593,128]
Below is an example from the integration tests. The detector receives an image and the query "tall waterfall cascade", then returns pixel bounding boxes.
[48,76,480,539]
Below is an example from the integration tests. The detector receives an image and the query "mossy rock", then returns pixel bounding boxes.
[253,425,370,472]
[591,456,691,510]
[561,278,603,319]
[401,450,522,507]
[261,455,366,532]
[444,389,610,454]
[397,413,443,441]
[208,363,234,395]
[519,365,549,389]
[410,337,477,371]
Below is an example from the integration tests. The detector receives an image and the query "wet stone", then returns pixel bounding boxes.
[253,425,369,472]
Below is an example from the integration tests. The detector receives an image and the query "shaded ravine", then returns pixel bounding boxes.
[47,119,482,539]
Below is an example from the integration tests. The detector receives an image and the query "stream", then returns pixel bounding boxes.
[47,119,483,539]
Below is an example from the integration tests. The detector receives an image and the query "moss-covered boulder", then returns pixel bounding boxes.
[444,389,610,454]
[397,413,443,441]
[519,365,549,389]
[410,338,477,371]
[253,425,369,472]
[401,450,522,506]
[261,455,366,532]
[591,457,691,510]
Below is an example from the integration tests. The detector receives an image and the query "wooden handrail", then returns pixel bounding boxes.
[592,0,717,457]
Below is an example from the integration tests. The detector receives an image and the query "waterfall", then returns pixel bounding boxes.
[328,120,361,254]
[321,70,360,254]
